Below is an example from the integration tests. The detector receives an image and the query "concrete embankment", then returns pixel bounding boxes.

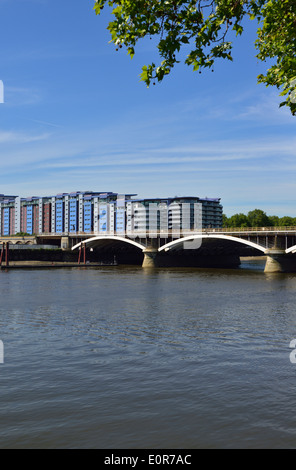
[1,261,113,269]
[0,248,117,269]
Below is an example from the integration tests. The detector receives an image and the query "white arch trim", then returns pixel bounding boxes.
[71,235,146,252]
[286,245,296,254]
[159,234,267,253]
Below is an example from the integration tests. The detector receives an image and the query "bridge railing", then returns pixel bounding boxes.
[2,226,296,240]
[204,226,296,233]
[35,226,296,237]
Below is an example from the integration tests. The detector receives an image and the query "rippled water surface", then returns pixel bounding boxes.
[1,260,296,448]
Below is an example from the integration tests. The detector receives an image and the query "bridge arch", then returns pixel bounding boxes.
[158,234,267,253]
[71,235,146,252]
[286,245,296,254]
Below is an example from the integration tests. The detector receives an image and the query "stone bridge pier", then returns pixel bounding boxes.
[264,249,296,273]
[142,248,159,268]
[142,239,159,268]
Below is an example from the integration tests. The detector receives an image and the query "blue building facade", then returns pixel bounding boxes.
[0,191,223,236]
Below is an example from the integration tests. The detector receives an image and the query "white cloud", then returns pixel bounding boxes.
[4,86,43,107]
[0,130,50,144]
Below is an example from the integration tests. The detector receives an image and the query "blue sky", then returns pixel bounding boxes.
[0,0,295,217]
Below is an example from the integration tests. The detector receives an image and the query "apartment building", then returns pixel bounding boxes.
[0,191,223,236]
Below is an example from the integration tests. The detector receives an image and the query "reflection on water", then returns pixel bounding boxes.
[0,261,296,448]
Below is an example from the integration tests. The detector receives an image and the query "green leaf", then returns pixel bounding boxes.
[128,47,135,59]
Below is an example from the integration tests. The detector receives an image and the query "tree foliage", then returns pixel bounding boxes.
[93,0,296,114]
[223,209,296,228]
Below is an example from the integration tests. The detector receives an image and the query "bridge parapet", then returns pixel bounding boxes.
[205,226,296,233]
[38,226,296,236]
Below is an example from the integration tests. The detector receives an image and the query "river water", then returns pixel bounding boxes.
[0,259,296,449]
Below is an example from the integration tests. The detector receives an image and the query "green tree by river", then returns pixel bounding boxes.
[223,209,296,228]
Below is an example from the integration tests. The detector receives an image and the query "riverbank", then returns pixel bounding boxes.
[0,247,119,268]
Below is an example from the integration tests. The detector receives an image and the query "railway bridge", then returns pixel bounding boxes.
[1,227,296,272]
[66,227,296,273]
